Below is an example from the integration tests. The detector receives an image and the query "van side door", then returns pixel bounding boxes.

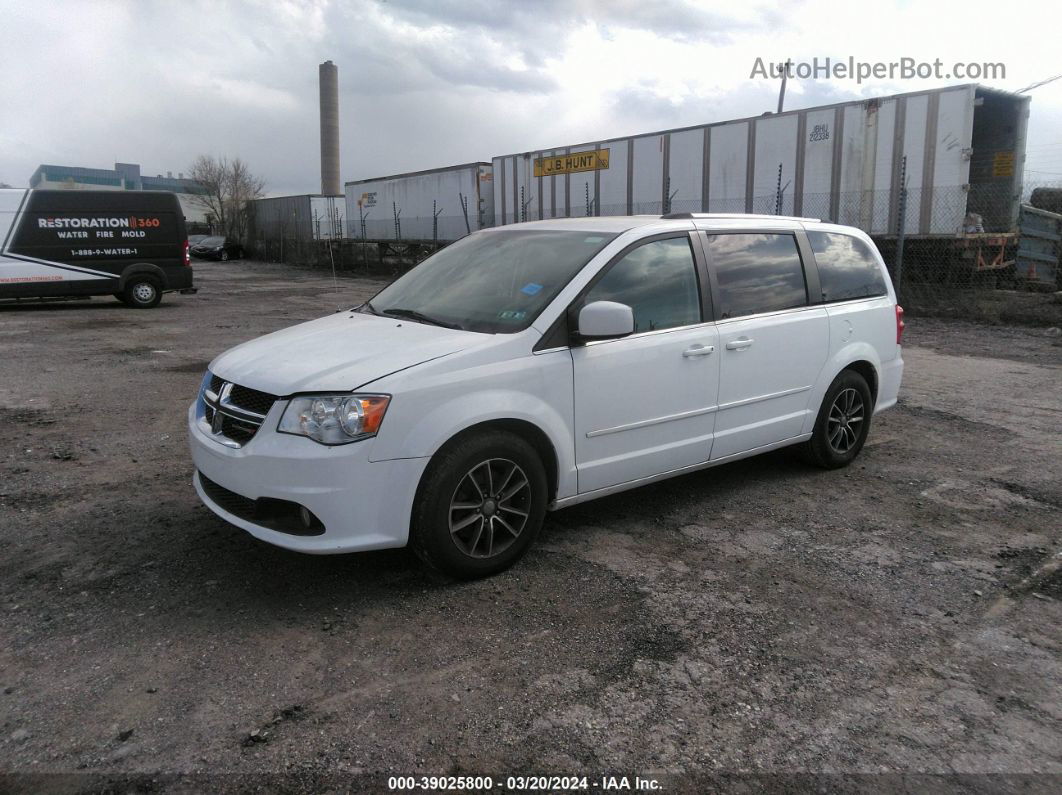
[700,231,829,460]
[571,233,720,494]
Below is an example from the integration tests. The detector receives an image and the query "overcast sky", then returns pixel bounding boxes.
[1,0,1060,195]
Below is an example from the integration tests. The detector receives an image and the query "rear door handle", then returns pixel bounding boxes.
[682,344,715,357]
[725,337,754,351]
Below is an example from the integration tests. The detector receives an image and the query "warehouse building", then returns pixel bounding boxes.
[28,161,211,225]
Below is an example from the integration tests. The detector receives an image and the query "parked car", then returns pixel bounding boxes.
[0,188,194,308]
[190,236,243,261]
[189,213,904,578]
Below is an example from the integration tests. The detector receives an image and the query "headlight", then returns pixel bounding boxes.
[278,394,390,445]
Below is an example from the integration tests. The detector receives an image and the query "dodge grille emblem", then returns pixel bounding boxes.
[211,382,232,434]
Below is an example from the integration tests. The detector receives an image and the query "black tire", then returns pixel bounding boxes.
[122,276,162,309]
[802,369,874,469]
[220,250,229,262]
[410,430,547,579]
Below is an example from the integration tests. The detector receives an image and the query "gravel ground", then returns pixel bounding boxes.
[0,261,1059,793]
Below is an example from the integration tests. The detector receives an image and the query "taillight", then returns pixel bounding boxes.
[182,239,190,266]
[895,304,905,345]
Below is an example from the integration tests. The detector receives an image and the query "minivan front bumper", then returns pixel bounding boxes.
[187,401,428,554]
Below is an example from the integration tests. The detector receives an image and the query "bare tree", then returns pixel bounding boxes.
[187,155,265,240]
[228,157,266,242]
[187,155,228,235]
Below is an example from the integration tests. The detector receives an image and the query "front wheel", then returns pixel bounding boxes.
[122,277,162,309]
[410,430,547,579]
[220,250,230,262]
[802,370,873,469]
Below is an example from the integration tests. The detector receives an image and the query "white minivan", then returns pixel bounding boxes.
[188,214,904,577]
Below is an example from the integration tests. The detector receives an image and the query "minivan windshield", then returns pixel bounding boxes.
[365,229,618,333]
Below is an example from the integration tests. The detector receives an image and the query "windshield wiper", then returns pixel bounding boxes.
[382,307,463,329]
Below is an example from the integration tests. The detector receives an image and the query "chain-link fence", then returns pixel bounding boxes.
[250,179,1062,322]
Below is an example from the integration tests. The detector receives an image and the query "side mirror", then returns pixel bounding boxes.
[576,300,635,340]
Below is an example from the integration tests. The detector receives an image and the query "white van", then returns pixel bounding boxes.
[188,214,904,577]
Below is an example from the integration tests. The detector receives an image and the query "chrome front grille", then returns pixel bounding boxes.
[198,373,279,448]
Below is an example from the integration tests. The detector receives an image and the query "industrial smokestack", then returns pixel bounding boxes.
[319,60,340,196]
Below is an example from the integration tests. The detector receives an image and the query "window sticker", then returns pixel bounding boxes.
[520,282,543,296]
[498,310,527,320]
[584,236,604,243]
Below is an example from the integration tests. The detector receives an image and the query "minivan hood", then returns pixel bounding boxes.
[209,310,481,395]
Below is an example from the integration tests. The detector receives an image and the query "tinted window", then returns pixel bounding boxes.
[706,233,807,319]
[584,236,701,333]
[807,231,888,302]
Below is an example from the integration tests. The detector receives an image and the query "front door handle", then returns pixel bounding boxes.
[682,344,715,357]
[725,337,754,351]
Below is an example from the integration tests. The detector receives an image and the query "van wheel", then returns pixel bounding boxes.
[802,370,873,469]
[123,277,162,309]
[411,430,547,579]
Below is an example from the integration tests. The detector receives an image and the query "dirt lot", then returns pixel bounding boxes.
[1,261,1060,792]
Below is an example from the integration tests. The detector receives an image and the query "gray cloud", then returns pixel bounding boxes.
[383,0,765,48]
[0,1,1056,199]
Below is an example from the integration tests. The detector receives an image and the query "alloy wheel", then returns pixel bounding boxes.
[827,387,864,454]
[448,458,531,558]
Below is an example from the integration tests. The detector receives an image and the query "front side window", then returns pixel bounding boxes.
[583,236,701,333]
[806,231,888,302]
[706,233,808,319]
[368,229,618,333]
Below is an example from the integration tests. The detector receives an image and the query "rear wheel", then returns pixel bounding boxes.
[122,276,162,309]
[802,370,873,469]
[411,430,547,579]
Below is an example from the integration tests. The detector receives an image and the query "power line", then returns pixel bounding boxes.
[1016,73,1062,93]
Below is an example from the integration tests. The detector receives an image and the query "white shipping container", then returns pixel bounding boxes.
[309,196,346,240]
[344,163,494,241]
[492,84,1028,236]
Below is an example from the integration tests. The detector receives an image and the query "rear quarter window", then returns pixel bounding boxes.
[807,231,888,302]
[706,233,808,319]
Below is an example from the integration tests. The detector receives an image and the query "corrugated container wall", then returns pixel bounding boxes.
[344,163,494,241]
[492,84,1028,237]
[250,195,346,243]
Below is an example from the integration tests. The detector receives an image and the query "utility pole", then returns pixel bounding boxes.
[777,58,792,114]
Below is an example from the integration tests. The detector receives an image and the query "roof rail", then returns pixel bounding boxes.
[661,212,821,222]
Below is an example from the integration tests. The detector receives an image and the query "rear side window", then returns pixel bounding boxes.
[807,231,888,302]
[584,236,701,333]
[705,233,807,319]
